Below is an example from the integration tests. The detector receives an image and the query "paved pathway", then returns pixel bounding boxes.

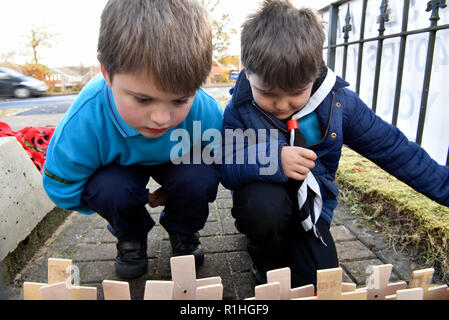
[6,181,417,300]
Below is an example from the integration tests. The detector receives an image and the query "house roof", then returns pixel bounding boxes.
[49,67,83,77]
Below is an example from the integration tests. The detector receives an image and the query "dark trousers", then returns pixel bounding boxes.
[81,158,220,242]
[232,181,339,287]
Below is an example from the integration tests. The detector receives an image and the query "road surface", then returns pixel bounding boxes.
[0,86,232,116]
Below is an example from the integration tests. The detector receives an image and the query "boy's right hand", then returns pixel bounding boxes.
[148,187,168,208]
[281,146,317,181]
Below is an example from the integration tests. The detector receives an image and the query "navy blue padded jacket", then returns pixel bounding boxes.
[220,69,449,226]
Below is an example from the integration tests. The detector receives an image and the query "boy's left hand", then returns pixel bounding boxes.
[148,187,168,207]
[281,145,317,181]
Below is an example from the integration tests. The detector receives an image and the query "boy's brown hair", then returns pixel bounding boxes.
[98,0,212,95]
[241,0,325,92]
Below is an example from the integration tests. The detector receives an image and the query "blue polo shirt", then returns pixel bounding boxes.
[297,112,322,147]
[43,74,223,214]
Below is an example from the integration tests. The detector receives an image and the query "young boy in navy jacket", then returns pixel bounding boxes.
[221,0,449,287]
[43,0,223,279]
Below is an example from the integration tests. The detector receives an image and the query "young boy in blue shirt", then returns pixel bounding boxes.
[43,0,223,279]
[221,0,449,287]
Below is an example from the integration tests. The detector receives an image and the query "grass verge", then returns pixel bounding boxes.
[335,146,449,284]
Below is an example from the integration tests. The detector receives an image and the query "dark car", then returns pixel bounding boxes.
[0,67,48,98]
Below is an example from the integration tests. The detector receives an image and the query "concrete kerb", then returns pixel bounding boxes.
[0,137,71,284]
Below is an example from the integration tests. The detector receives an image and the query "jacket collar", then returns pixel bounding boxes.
[229,69,252,106]
[292,67,337,120]
[230,67,349,107]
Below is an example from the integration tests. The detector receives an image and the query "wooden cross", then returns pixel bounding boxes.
[360,264,407,300]
[102,255,222,300]
[408,268,449,300]
[47,258,72,284]
[266,267,314,299]
[144,279,223,300]
[297,267,367,300]
[170,255,222,300]
[39,282,72,300]
[23,282,47,300]
[250,282,282,300]
[144,280,174,300]
[23,258,97,300]
[385,288,424,300]
[195,283,224,300]
[244,282,284,300]
[102,280,131,300]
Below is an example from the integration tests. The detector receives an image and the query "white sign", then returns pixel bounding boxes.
[321,0,449,165]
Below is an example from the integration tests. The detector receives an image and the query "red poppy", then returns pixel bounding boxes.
[0,121,54,174]
[34,133,49,149]
[23,128,40,146]
[31,151,46,173]
[0,122,14,136]
[17,126,32,135]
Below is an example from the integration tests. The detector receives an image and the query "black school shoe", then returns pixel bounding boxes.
[169,232,204,266]
[115,239,148,279]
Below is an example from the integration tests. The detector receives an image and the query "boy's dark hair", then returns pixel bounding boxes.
[98,0,212,95]
[241,0,325,92]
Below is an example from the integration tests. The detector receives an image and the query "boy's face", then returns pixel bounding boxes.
[247,73,313,120]
[101,65,196,138]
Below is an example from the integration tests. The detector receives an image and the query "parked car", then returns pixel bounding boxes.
[0,67,48,98]
[229,70,240,81]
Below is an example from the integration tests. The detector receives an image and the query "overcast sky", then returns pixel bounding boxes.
[0,0,333,68]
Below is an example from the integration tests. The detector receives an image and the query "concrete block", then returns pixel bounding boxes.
[0,137,55,261]
[335,240,377,262]
[330,225,357,242]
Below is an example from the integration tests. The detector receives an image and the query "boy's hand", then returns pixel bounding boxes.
[148,187,168,207]
[281,146,317,181]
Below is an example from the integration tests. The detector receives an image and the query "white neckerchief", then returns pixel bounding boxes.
[290,68,336,244]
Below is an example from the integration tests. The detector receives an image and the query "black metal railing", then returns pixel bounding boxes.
[320,0,449,166]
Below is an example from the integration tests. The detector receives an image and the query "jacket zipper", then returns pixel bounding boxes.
[309,91,335,148]
[251,101,289,134]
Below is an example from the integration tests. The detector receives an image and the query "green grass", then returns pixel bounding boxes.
[335,146,449,283]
